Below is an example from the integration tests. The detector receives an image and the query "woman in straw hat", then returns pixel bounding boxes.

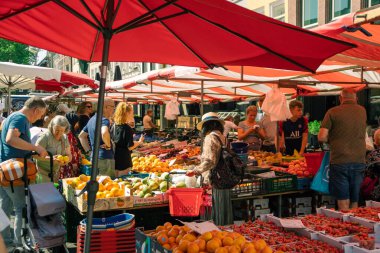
[186,112,233,225]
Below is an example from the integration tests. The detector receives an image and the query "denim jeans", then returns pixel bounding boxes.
[0,185,25,246]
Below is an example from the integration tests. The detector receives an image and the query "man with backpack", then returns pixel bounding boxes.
[0,96,48,250]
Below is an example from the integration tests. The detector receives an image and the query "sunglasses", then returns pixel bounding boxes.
[86,105,92,108]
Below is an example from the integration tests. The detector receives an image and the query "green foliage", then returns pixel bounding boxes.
[0,39,34,64]
[308,120,321,135]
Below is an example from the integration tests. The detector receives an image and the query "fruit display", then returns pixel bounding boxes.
[66,175,126,199]
[150,222,273,253]
[122,173,187,197]
[341,207,380,222]
[272,160,313,177]
[352,232,375,250]
[282,150,304,162]
[299,215,373,237]
[248,151,282,165]
[132,155,184,173]
[228,220,341,253]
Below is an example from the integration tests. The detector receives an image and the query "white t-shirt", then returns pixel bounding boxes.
[223,120,239,137]
[30,127,48,145]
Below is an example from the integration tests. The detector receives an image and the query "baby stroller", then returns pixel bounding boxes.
[20,152,68,253]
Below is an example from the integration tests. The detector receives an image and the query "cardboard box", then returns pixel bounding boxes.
[62,178,133,213]
[289,197,312,207]
[133,192,166,206]
[295,207,312,216]
[253,209,271,219]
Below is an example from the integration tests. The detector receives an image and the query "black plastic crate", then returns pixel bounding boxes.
[252,171,297,193]
[231,175,263,197]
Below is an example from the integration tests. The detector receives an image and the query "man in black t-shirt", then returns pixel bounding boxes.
[279,100,308,156]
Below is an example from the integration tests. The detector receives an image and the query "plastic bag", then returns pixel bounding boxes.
[261,87,292,122]
[310,151,330,194]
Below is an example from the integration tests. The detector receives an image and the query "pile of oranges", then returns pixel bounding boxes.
[150,222,274,253]
[66,175,125,199]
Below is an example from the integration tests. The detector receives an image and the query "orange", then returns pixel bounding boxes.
[164,222,173,230]
[195,239,206,251]
[157,234,169,245]
[274,251,284,253]
[243,247,257,253]
[201,232,213,241]
[242,243,254,251]
[178,240,190,252]
[254,239,267,252]
[173,249,184,253]
[77,182,86,190]
[206,239,221,253]
[183,233,197,242]
[222,237,234,247]
[156,225,166,232]
[183,226,191,232]
[168,228,180,238]
[215,248,228,253]
[168,237,176,244]
[162,243,171,250]
[261,246,273,253]
[233,237,246,249]
[176,235,184,244]
[187,242,200,253]
[228,245,241,253]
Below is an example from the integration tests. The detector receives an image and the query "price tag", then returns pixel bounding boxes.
[0,208,10,232]
[255,171,276,178]
[279,219,305,229]
[180,220,220,234]
[169,159,177,167]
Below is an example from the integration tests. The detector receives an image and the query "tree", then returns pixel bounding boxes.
[0,39,34,64]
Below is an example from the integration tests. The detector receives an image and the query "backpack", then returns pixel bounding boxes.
[0,158,37,192]
[210,134,245,189]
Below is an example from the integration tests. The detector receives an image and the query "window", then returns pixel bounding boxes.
[302,0,318,27]
[331,0,351,20]
[271,0,285,21]
[253,7,265,15]
[370,0,380,6]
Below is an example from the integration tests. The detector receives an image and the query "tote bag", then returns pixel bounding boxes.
[310,151,330,194]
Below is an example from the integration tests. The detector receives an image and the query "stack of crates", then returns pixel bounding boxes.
[77,213,136,253]
[288,197,312,216]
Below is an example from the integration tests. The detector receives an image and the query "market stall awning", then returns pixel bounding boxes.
[313,6,380,67]
[0,62,97,92]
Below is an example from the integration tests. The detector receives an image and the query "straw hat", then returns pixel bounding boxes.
[196,112,224,130]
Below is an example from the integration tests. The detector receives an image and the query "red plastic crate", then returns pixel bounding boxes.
[304,152,325,175]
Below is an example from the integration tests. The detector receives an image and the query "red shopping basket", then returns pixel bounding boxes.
[167,188,203,217]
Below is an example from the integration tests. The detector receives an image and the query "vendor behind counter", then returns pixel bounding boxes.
[237,105,265,151]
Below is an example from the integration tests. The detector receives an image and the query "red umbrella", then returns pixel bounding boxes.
[0,1,355,251]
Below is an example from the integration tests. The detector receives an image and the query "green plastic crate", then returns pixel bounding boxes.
[253,171,297,193]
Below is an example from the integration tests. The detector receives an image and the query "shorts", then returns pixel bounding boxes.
[329,163,365,202]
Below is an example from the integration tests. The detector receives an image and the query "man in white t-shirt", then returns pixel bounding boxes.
[223,116,240,137]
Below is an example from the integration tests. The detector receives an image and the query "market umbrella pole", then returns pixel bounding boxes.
[83,7,113,253]
[7,79,11,115]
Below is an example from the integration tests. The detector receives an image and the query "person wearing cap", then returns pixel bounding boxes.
[238,105,265,151]
[186,112,233,226]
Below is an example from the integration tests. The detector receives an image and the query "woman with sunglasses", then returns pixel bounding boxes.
[75,102,93,134]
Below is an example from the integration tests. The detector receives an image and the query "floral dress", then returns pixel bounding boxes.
[58,131,81,179]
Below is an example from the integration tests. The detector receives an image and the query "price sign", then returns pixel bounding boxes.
[279,219,305,229]
[180,221,220,234]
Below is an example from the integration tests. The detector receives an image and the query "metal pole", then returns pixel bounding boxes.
[7,83,11,116]
[84,2,114,253]
[200,80,204,115]
[160,104,164,131]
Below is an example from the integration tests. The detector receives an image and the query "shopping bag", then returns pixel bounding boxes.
[261,87,292,122]
[310,151,330,194]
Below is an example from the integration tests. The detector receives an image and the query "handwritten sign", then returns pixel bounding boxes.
[279,219,305,229]
[180,221,220,234]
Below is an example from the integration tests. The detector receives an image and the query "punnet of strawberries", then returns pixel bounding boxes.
[341,207,380,222]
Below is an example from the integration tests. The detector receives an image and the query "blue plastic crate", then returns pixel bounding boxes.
[297,177,312,190]
[80,213,135,230]
[121,173,150,179]
[237,153,248,165]
[80,165,91,176]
